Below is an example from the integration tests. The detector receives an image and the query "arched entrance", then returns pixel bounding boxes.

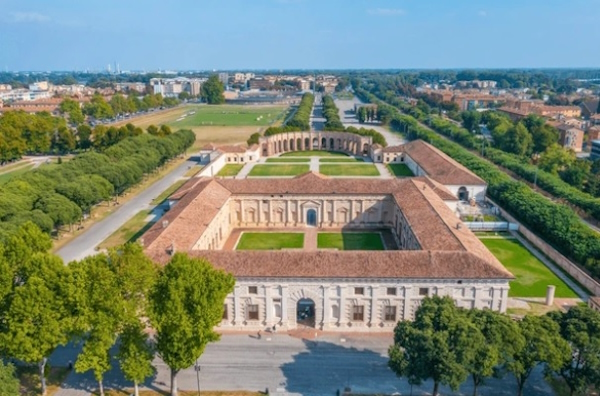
[458,186,469,201]
[306,209,317,227]
[297,298,315,327]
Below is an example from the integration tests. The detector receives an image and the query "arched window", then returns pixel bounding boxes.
[458,186,469,201]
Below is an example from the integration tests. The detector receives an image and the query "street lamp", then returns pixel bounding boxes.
[194,359,201,396]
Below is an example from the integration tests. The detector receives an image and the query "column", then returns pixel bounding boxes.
[286,200,291,227]
[267,200,272,226]
[331,200,336,227]
[339,285,346,326]
[257,199,262,224]
[369,286,377,327]
[402,286,412,320]
[323,285,331,328]
[500,287,509,313]
[264,285,272,325]
[233,286,242,326]
[240,200,245,226]
[281,286,289,327]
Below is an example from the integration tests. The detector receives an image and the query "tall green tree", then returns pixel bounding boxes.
[501,122,533,156]
[149,253,235,396]
[201,75,225,105]
[0,361,20,396]
[538,144,576,175]
[547,306,600,396]
[117,322,155,396]
[59,98,85,126]
[505,315,570,396]
[461,110,482,133]
[388,296,478,396]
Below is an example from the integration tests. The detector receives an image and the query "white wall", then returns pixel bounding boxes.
[198,153,227,178]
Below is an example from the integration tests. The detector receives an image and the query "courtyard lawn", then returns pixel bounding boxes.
[318,232,385,250]
[217,164,245,177]
[168,105,287,128]
[481,238,578,298]
[387,163,414,177]
[236,232,304,250]
[280,150,348,157]
[319,157,364,163]
[319,164,380,176]
[248,164,310,176]
[266,158,310,163]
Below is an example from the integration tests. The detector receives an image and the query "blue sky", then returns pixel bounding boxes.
[1,0,600,71]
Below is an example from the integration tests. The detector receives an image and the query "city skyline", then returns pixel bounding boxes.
[1,0,600,71]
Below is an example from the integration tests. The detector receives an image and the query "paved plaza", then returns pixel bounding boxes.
[53,333,555,396]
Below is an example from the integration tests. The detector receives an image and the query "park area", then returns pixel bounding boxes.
[167,105,287,128]
[480,237,578,298]
[317,232,385,250]
[248,164,310,177]
[217,164,245,177]
[387,163,414,177]
[235,232,304,250]
[319,164,380,176]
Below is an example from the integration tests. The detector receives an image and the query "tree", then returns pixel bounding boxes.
[247,132,260,146]
[84,94,114,120]
[149,253,235,396]
[0,361,20,396]
[0,223,71,396]
[547,306,600,396]
[501,122,533,156]
[59,98,85,126]
[505,315,570,396]
[560,159,591,190]
[201,75,225,105]
[118,322,155,396]
[388,296,477,396]
[77,124,93,150]
[159,125,172,137]
[461,111,482,134]
[539,144,576,175]
[147,125,159,136]
[52,126,76,153]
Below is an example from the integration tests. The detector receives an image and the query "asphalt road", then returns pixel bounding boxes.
[310,93,325,131]
[55,156,196,263]
[335,96,406,146]
[53,333,555,396]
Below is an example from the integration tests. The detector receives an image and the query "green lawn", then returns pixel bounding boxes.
[387,163,414,177]
[236,232,304,250]
[280,150,348,157]
[0,164,35,185]
[319,164,380,176]
[319,157,364,163]
[249,164,310,176]
[217,164,245,177]
[266,158,310,163]
[151,179,187,205]
[481,238,578,298]
[98,210,154,250]
[168,105,287,127]
[318,232,385,250]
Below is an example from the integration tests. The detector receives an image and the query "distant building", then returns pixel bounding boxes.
[29,81,49,91]
[580,98,599,119]
[248,78,273,90]
[534,105,581,119]
[0,84,12,92]
[588,126,600,142]
[218,73,229,87]
[557,124,584,152]
[591,140,600,160]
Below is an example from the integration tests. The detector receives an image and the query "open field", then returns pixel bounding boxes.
[317,232,385,250]
[319,164,380,176]
[217,164,245,177]
[18,365,70,396]
[481,238,578,298]
[190,126,260,150]
[168,105,287,128]
[319,157,364,163]
[0,163,34,184]
[236,232,304,250]
[387,163,414,177]
[280,150,348,157]
[113,106,191,128]
[97,210,153,250]
[249,164,310,177]
[265,158,310,163]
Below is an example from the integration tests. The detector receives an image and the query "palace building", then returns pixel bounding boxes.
[142,149,513,332]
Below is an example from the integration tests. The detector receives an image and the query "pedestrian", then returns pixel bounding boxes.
[68,360,73,370]
[257,330,262,339]
[272,324,277,333]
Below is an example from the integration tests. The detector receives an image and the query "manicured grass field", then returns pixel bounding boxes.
[266,158,310,163]
[98,210,154,250]
[319,157,364,163]
[236,232,304,250]
[280,150,348,157]
[481,238,577,298]
[319,164,380,176]
[217,164,245,177]
[152,179,187,205]
[387,163,414,177]
[249,164,310,176]
[318,232,385,250]
[0,163,34,184]
[168,105,287,128]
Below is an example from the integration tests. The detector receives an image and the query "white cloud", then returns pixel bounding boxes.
[367,8,405,16]
[10,11,50,23]
[478,10,487,17]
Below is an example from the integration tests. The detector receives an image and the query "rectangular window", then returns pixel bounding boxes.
[354,287,364,295]
[386,287,397,296]
[352,305,364,321]
[384,306,397,321]
[248,286,258,294]
[273,298,281,303]
[222,304,228,320]
[247,304,259,320]
[419,287,429,296]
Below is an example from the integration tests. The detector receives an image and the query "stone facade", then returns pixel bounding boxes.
[260,131,372,157]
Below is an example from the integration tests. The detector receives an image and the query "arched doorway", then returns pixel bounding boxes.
[306,209,317,227]
[458,186,469,201]
[297,298,315,327]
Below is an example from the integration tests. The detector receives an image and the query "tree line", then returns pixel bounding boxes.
[0,223,234,396]
[0,129,195,242]
[355,85,600,279]
[264,92,314,135]
[390,296,600,396]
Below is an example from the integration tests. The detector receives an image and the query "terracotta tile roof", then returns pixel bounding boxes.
[142,179,231,253]
[382,145,404,153]
[420,177,457,201]
[216,145,248,154]
[176,250,513,280]
[401,140,485,186]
